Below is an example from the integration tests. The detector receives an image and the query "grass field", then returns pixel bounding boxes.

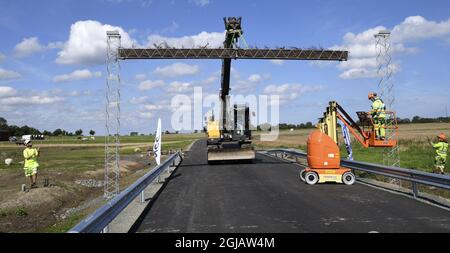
[0,133,201,172]
[0,133,202,232]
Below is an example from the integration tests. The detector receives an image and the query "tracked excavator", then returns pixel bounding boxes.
[117,17,349,164]
[301,101,398,185]
[206,17,255,163]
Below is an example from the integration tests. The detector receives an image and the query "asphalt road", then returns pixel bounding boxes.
[135,140,450,233]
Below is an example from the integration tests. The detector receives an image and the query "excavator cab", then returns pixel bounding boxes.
[206,103,255,163]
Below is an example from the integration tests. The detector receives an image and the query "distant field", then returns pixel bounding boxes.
[0,133,204,146]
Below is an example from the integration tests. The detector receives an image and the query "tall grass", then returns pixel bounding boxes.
[339,139,445,173]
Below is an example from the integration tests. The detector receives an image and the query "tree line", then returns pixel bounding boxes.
[397,116,450,124]
[0,117,95,137]
[2,116,449,137]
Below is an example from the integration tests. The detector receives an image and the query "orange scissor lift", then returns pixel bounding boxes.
[300,101,398,185]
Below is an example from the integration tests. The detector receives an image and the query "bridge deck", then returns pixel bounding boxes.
[135,140,450,233]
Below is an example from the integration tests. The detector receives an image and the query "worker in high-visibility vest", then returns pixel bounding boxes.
[23,140,40,188]
[429,133,448,175]
[368,92,386,140]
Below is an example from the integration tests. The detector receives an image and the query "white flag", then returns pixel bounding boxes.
[153,118,161,165]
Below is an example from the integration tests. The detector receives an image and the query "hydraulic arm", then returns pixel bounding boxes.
[220,17,242,130]
[318,101,398,148]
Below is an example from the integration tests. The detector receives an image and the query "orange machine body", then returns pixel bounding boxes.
[306,130,351,183]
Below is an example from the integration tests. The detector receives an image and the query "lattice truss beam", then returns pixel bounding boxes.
[118,48,348,61]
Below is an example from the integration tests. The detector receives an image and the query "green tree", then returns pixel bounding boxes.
[75,129,83,136]
[53,129,63,136]
[89,130,95,136]
[0,117,7,127]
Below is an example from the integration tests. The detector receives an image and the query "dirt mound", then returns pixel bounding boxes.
[0,186,75,232]
[0,186,71,211]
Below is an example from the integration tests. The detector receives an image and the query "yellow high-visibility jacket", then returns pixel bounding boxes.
[371,98,386,118]
[23,147,39,168]
[433,141,448,158]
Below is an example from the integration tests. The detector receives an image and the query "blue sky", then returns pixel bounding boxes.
[0,0,449,134]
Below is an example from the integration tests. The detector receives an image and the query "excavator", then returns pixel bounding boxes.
[301,101,398,185]
[203,17,348,163]
[206,17,255,163]
[116,17,349,164]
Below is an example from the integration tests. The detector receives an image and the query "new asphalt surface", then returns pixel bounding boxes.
[135,140,450,233]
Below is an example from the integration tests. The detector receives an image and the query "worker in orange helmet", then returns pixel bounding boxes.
[368,92,386,140]
[428,133,448,174]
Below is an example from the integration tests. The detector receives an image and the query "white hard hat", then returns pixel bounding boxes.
[24,139,31,145]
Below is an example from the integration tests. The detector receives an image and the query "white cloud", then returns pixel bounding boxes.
[338,58,378,70]
[129,96,148,104]
[56,20,137,65]
[138,80,164,90]
[53,69,102,83]
[137,102,167,119]
[391,16,450,43]
[248,74,263,83]
[230,67,240,79]
[201,75,218,85]
[263,83,323,103]
[190,0,210,6]
[167,81,192,93]
[159,21,179,34]
[13,37,63,58]
[13,37,45,58]
[70,91,80,96]
[332,16,450,80]
[147,31,224,48]
[47,41,65,49]
[270,60,285,65]
[106,0,153,8]
[142,104,165,111]
[0,52,6,63]
[70,90,92,97]
[135,74,147,80]
[231,72,269,93]
[153,63,200,78]
[339,68,377,80]
[0,95,65,106]
[0,86,17,98]
[138,111,154,119]
[0,68,21,80]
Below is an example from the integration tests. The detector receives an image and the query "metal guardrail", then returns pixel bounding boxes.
[68,152,183,233]
[265,149,450,198]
